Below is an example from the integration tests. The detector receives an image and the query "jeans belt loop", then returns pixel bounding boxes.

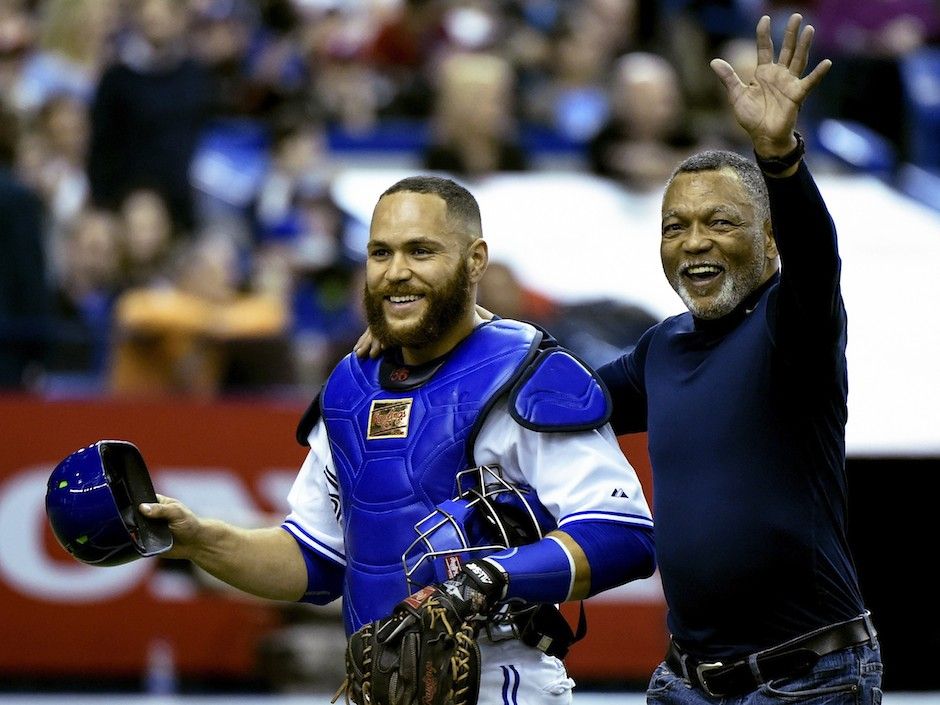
[679,653,692,682]
[747,653,765,685]
[863,610,876,642]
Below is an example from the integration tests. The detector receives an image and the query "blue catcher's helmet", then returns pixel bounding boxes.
[402,465,556,593]
[45,440,173,566]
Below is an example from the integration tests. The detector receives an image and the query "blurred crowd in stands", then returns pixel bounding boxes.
[1,0,938,399]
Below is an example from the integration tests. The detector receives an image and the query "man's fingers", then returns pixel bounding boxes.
[776,13,803,68]
[354,329,385,359]
[756,15,774,65]
[790,24,815,76]
[800,58,833,93]
[140,495,177,518]
[710,58,744,92]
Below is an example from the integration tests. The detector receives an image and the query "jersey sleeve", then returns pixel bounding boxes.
[281,419,346,567]
[472,399,653,532]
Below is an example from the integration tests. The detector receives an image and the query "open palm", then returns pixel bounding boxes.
[711,14,831,154]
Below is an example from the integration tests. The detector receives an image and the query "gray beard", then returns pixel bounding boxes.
[673,248,766,320]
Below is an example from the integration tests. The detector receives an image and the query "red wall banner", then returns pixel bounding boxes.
[0,395,665,685]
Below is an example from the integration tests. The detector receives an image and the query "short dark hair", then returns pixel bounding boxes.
[666,150,771,226]
[380,176,482,236]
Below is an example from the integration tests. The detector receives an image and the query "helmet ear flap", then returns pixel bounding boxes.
[45,440,173,566]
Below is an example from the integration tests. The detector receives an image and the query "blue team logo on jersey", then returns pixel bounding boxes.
[367,398,413,439]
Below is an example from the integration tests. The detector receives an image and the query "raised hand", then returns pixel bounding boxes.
[710,13,831,156]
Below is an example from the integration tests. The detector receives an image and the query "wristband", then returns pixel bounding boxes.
[755,131,805,175]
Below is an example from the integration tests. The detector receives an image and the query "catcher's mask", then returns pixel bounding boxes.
[402,465,555,593]
[45,440,173,566]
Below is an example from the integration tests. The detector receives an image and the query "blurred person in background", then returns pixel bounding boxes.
[479,260,659,372]
[120,188,176,288]
[109,228,290,397]
[300,7,383,134]
[252,111,333,243]
[0,2,35,113]
[803,0,940,163]
[18,94,91,266]
[589,51,699,191]
[47,208,122,387]
[16,0,119,113]
[87,0,211,233]
[193,0,308,122]
[0,104,51,390]
[524,9,617,145]
[367,0,446,119]
[424,51,529,176]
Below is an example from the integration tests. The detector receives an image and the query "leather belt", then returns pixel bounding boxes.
[666,613,876,698]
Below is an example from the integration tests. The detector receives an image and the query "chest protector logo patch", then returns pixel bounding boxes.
[367,398,413,439]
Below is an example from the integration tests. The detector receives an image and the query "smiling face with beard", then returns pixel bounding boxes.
[660,167,778,320]
[364,257,471,350]
[364,188,487,364]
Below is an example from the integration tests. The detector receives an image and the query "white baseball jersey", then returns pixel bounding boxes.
[282,397,652,704]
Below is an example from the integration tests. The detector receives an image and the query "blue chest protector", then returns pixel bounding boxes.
[310,319,610,633]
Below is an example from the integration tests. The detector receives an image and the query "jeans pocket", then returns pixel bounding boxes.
[761,664,858,702]
[647,662,682,700]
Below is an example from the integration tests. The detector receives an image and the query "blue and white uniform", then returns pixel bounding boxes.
[282,319,654,704]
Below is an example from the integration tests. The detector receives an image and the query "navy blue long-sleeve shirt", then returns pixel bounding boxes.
[599,162,866,660]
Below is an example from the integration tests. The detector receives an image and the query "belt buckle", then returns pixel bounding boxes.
[694,661,726,697]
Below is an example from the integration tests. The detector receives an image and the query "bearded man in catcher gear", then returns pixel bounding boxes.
[141,175,655,704]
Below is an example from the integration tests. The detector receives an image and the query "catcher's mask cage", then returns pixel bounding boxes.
[45,440,173,566]
[402,465,556,595]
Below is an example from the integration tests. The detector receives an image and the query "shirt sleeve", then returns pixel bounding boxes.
[597,325,653,435]
[281,419,346,566]
[766,162,845,356]
[472,398,653,531]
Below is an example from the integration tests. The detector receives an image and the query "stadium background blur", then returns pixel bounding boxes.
[1,0,938,701]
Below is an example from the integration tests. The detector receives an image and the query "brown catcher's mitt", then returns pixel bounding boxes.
[335,560,507,705]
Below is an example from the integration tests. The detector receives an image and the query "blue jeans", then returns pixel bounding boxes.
[647,642,883,704]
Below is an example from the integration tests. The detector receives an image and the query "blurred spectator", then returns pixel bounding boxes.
[253,113,332,242]
[120,188,176,288]
[48,208,123,384]
[524,10,613,143]
[804,0,940,162]
[477,260,558,325]
[588,52,698,190]
[16,0,118,113]
[110,231,290,397]
[0,105,51,389]
[367,0,446,118]
[424,51,529,176]
[253,169,363,389]
[193,0,308,121]
[18,94,91,264]
[0,3,35,112]
[478,260,657,368]
[87,0,211,233]
[661,0,758,112]
[301,8,383,134]
[694,35,759,154]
